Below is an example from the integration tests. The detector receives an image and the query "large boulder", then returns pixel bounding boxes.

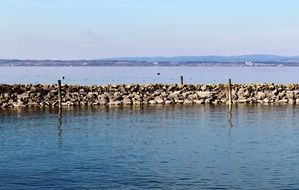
[256,92,266,100]
[154,96,164,104]
[197,91,213,99]
[168,92,179,99]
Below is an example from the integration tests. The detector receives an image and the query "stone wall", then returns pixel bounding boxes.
[1,83,299,107]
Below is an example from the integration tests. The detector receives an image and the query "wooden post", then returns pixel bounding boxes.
[58,80,62,108]
[180,76,184,85]
[228,79,232,105]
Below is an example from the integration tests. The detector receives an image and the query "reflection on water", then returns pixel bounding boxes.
[57,108,63,145]
[1,105,299,189]
[227,105,233,128]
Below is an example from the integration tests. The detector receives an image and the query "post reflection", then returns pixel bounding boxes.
[227,104,233,128]
[57,108,63,145]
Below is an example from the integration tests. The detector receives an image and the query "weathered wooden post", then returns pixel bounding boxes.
[228,79,232,105]
[180,76,184,85]
[58,79,62,109]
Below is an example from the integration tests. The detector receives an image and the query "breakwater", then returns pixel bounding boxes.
[1,83,299,108]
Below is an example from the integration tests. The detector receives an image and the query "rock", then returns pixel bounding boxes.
[17,93,29,100]
[183,99,193,104]
[213,100,219,104]
[114,101,122,105]
[149,100,156,104]
[194,99,204,104]
[270,89,278,96]
[289,99,295,104]
[256,92,266,100]
[61,102,69,106]
[237,89,250,98]
[174,99,184,104]
[160,92,168,98]
[278,99,288,103]
[168,92,179,99]
[205,99,211,103]
[286,91,294,99]
[93,101,100,105]
[165,100,172,104]
[109,101,122,105]
[167,84,177,91]
[154,96,164,104]
[201,85,207,91]
[87,92,97,98]
[278,91,286,98]
[197,91,213,99]
[133,100,142,105]
[12,101,22,107]
[186,85,196,91]
[188,93,198,100]
[123,97,132,105]
[238,98,249,103]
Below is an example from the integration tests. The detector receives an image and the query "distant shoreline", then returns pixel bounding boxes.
[1,55,299,66]
[1,62,299,67]
[0,65,299,67]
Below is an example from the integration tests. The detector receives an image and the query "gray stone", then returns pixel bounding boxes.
[238,98,249,103]
[193,99,205,104]
[168,92,179,99]
[197,91,213,99]
[286,91,294,99]
[154,96,164,104]
[256,92,266,100]
[149,100,156,104]
[123,97,132,105]
[183,99,193,104]
[165,100,172,104]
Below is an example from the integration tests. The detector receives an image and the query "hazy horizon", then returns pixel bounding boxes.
[1,0,299,59]
[1,54,299,61]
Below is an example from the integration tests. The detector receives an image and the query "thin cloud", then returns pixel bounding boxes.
[80,30,98,39]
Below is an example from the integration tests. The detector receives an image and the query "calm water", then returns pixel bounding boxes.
[1,105,299,189]
[1,66,299,84]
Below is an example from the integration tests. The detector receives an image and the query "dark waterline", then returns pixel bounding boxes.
[1,105,299,189]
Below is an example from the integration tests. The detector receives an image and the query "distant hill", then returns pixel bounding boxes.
[106,54,299,63]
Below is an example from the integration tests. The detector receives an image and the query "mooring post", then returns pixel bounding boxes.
[228,79,232,105]
[58,79,62,109]
[180,76,184,85]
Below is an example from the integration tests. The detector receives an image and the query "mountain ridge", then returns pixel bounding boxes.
[105,54,299,62]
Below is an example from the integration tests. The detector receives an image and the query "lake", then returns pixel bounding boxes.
[1,66,299,84]
[1,105,299,189]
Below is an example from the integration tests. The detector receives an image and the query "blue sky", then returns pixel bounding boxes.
[0,0,299,59]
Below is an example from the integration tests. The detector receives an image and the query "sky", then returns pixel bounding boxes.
[0,0,299,59]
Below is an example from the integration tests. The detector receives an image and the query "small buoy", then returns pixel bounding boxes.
[157,73,160,75]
